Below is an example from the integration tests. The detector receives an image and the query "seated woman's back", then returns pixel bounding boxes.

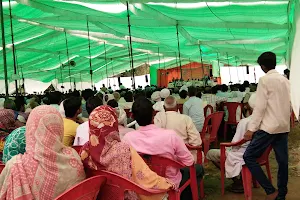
[0,105,85,200]
[81,106,174,200]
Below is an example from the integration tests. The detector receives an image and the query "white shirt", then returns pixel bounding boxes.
[183,97,205,132]
[74,121,89,146]
[73,122,132,146]
[225,117,251,178]
[248,70,290,134]
[154,111,202,161]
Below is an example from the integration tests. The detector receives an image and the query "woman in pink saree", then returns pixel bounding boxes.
[0,105,85,200]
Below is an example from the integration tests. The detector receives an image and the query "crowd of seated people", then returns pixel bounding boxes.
[0,78,261,199]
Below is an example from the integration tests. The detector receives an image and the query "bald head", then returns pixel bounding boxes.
[164,96,177,111]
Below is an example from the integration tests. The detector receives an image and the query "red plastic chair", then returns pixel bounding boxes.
[186,144,205,199]
[200,112,224,162]
[54,175,107,200]
[220,139,272,197]
[141,155,198,200]
[204,104,213,118]
[223,102,243,140]
[72,146,83,155]
[177,104,183,114]
[86,169,171,200]
[0,164,5,174]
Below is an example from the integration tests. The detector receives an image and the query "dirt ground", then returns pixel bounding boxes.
[202,123,300,200]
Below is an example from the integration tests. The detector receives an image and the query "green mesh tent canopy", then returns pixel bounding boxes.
[0,0,296,85]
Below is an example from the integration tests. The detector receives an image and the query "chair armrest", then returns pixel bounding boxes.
[99,170,172,195]
[220,139,247,147]
[186,144,203,165]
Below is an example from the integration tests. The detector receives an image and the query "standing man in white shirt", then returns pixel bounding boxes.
[243,52,290,200]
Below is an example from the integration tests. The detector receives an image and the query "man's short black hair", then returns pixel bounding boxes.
[257,52,276,70]
[48,91,62,105]
[221,84,228,92]
[188,86,197,97]
[179,90,188,99]
[64,97,82,118]
[82,89,94,101]
[132,97,153,126]
[239,84,246,92]
[107,99,118,108]
[86,96,103,115]
[243,81,250,88]
[124,91,133,102]
[14,96,26,111]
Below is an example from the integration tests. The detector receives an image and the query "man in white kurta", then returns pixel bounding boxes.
[154,96,202,162]
[206,93,256,187]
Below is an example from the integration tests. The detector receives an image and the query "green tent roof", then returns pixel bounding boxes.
[0,0,294,83]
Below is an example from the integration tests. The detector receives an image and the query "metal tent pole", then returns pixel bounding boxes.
[58,55,64,92]
[158,47,161,87]
[8,0,18,96]
[126,1,135,89]
[86,18,93,89]
[0,0,9,98]
[176,23,183,80]
[104,42,109,87]
[235,57,240,83]
[226,53,232,84]
[198,44,205,77]
[189,58,192,79]
[64,31,72,91]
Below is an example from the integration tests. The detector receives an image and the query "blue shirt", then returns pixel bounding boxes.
[183,97,205,132]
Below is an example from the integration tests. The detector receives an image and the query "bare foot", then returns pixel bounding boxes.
[265,190,278,200]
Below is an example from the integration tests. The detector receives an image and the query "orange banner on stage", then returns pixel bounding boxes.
[157,62,212,87]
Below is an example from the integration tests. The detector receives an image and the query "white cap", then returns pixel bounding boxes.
[160,88,170,99]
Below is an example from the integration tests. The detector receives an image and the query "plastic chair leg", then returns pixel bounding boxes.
[242,167,252,200]
[203,139,210,163]
[265,163,272,184]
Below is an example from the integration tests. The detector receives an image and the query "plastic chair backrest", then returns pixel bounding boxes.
[0,164,5,174]
[141,155,185,177]
[223,102,243,124]
[204,105,213,118]
[54,175,107,200]
[72,146,83,155]
[202,112,224,139]
[86,169,169,200]
[177,104,183,114]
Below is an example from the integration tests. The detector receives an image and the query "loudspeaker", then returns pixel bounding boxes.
[118,77,121,86]
[246,65,249,74]
[145,75,148,83]
[209,68,213,77]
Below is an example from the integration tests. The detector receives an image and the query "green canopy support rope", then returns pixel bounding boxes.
[126,1,135,89]
[8,0,18,96]
[86,17,93,88]
[0,0,9,97]
[64,31,72,90]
